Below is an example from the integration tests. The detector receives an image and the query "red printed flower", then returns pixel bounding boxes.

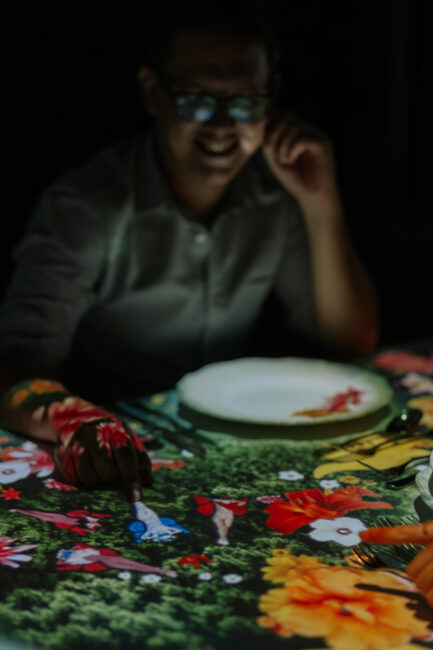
[43,479,77,491]
[0,488,21,500]
[48,397,109,437]
[264,486,393,535]
[95,421,144,455]
[95,421,127,455]
[177,553,214,569]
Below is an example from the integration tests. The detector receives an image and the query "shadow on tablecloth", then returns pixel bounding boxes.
[178,404,391,440]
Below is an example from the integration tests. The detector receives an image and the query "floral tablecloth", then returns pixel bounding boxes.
[2,349,433,650]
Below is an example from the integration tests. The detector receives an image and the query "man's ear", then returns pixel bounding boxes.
[137,66,159,116]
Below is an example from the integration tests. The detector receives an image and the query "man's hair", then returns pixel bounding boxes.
[143,1,282,75]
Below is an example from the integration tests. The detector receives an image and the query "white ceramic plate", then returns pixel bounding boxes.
[177,357,392,425]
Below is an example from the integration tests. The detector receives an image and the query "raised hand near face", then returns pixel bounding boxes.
[262,110,340,212]
[261,108,378,357]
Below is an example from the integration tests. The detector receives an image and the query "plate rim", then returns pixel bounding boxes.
[176,357,393,425]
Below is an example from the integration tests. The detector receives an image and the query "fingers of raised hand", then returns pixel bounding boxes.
[264,115,329,167]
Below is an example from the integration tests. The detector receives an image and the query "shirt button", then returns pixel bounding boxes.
[194,231,208,245]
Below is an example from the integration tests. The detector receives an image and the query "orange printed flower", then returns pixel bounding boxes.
[263,486,393,535]
[150,458,187,471]
[258,550,430,649]
[10,389,29,409]
[261,549,324,583]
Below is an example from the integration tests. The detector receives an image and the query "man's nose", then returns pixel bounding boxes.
[206,104,236,129]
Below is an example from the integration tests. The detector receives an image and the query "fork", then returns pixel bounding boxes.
[351,543,385,568]
[376,515,421,561]
[351,514,422,569]
[351,541,416,571]
[110,401,207,457]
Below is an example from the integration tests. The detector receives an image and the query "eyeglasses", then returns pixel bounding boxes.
[158,74,270,124]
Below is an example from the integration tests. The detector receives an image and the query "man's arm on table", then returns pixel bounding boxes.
[0,353,152,501]
[262,111,378,357]
[0,186,152,499]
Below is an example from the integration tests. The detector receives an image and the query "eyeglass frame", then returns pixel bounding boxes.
[155,70,273,124]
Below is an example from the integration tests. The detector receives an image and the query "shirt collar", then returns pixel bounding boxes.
[135,129,252,216]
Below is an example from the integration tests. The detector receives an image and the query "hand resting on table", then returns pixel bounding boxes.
[0,375,152,501]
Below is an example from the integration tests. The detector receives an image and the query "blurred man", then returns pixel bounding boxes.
[0,3,378,499]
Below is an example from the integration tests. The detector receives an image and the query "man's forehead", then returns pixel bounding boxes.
[166,32,269,85]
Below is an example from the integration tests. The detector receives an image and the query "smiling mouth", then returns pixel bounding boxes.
[195,140,238,156]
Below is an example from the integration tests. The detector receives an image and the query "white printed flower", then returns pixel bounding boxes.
[197,572,213,581]
[222,573,243,584]
[308,517,367,546]
[21,441,37,451]
[140,573,162,583]
[181,449,194,458]
[117,571,132,580]
[0,461,31,484]
[278,470,304,481]
[319,479,340,489]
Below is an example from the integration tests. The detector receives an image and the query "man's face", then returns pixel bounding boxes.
[142,32,271,188]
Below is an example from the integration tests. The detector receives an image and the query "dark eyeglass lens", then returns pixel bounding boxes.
[229,97,269,123]
[176,94,216,122]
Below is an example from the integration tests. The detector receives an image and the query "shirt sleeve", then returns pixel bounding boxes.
[0,186,105,371]
[273,199,318,342]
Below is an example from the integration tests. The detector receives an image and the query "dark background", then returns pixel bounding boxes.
[1,0,432,345]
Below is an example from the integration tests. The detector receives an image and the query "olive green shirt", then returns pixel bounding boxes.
[0,131,316,397]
